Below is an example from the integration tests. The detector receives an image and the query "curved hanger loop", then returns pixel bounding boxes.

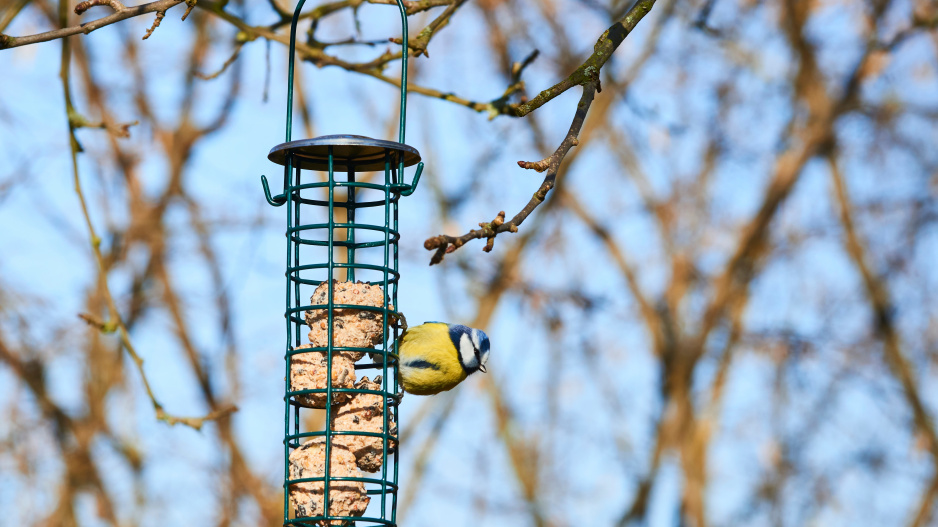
[262,0,418,206]
[285,0,410,144]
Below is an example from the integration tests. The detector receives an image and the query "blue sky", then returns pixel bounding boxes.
[2,0,938,525]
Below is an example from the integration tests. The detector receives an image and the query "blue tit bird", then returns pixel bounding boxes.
[397,322,490,395]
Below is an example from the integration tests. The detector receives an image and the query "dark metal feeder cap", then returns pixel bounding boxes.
[268,135,421,172]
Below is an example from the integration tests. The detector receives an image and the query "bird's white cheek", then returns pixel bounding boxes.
[458,334,475,367]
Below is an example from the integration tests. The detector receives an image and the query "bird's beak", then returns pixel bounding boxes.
[478,364,487,373]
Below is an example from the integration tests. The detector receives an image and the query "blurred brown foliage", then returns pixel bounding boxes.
[1,0,937,525]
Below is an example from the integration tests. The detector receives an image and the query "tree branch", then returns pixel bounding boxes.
[0,0,32,34]
[389,0,466,57]
[60,20,234,430]
[423,81,596,264]
[504,0,656,118]
[420,0,657,264]
[909,472,938,527]
[1,0,186,49]
[829,154,938,520]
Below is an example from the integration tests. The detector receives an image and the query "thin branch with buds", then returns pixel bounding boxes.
[421,0,657,264]
[423,82,596,264]
[60,17,235,431]
[1,0,187,48]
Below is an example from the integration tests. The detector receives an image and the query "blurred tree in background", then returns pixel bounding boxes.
[1,0,937,525]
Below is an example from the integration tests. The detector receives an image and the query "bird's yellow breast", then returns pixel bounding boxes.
[397,323,467,395]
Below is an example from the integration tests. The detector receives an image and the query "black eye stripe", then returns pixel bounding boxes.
[405,359,441,370]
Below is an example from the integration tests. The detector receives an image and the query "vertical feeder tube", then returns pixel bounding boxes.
[266,136,421,527]
[259,0,424,524]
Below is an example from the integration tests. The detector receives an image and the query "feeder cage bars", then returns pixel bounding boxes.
[261,0,422,524]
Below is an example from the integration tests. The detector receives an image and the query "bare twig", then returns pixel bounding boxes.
[272,0,454,30]
[377,0,655,118]
[1,0,649,126]
[0,0,32,34]
[389,0,466,57]
[504,0,656,118]
[372,0,454,13]
[180,0,195,21]
[159,405,237,429]
[142,8,165,39]
[74,0,127,15]
[420,0,657,264]
[1,0,185,48]
[69,110,138,138]
[511,49,540,82]
[195,41,243,80]
[60,14,232,430]
[909,473,938,527]
[829,154,938,526]
[616,420,667,525]
[423,82,596,264]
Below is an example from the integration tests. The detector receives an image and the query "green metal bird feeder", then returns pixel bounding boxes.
[260,1,422,524]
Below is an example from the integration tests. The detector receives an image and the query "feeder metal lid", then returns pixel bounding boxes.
[268,135,421,172]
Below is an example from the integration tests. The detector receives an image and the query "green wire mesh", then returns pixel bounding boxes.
[260,2,422,525]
